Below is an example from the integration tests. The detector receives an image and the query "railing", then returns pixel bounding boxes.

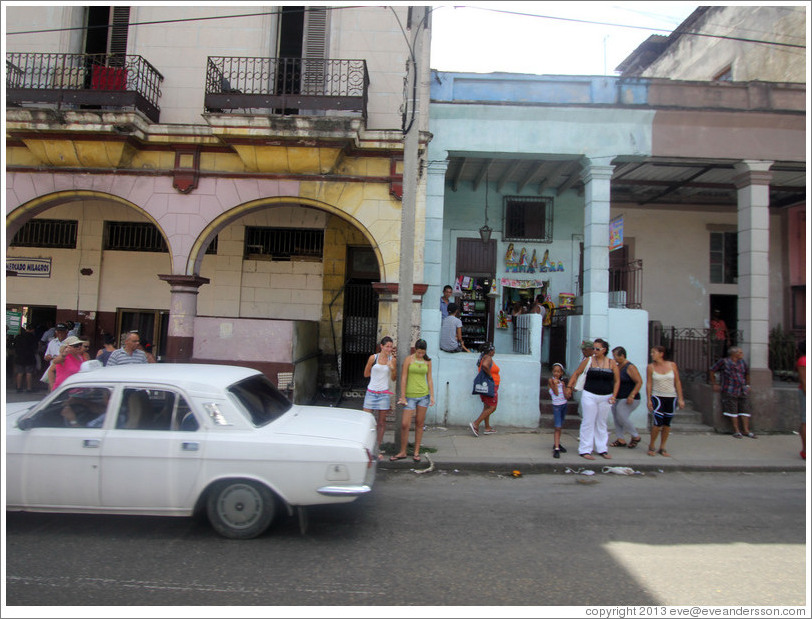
[608,259,643,309]
[769,325,801,380]
[652,325,742,381]
[205,57,369,119]
[512,314,532,354]
[5,52,164,122]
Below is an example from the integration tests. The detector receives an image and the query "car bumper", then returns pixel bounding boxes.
[316,484,372,497]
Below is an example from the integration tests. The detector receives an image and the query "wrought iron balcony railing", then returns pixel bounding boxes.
[6,52,164,122]
[205,57,369,119]
[608,259,643,309]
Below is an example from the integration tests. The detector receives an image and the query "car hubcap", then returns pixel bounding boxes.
[217,484,261,528]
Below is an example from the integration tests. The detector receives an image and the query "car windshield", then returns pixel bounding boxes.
[227,374,292,427]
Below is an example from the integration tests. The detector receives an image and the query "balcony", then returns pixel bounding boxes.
[205,57,369,119]
[6,53,163,123]
[608,259,643,309]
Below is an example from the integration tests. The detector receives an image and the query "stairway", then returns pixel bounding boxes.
[538,368,714,433]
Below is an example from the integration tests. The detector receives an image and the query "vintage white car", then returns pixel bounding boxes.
[6,363,378,539]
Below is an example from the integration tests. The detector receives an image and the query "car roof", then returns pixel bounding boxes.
[63,363,263,394]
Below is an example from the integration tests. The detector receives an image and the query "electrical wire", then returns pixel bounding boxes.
[7,4,804,50]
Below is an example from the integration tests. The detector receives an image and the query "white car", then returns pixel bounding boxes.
[6,363,378,539]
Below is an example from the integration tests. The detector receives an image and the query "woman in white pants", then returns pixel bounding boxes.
[566,338,619,460]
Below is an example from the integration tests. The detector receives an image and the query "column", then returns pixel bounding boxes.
[733,160,773,387]
[580,161,614,340]
[421,157,449,340]
[158,274,210,362]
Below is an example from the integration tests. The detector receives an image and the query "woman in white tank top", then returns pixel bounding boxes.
[646,345,685,457]
[363,336,397,459]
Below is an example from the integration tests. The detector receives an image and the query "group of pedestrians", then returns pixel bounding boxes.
[551,338,685,460]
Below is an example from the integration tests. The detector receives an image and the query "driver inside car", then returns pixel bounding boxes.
[60,388,111,427]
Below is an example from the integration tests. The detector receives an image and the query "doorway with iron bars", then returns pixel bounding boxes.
[338,246,380,389]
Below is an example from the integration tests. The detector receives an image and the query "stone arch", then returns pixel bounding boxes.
[5,190,174,273]
[186,195,385,279]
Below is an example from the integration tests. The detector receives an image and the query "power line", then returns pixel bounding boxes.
[6,3,805,51]
[466,6,806,50]
[5,5,365,37]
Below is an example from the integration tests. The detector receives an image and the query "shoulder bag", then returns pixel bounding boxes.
[472,367,495,397]
[573,356,592,391]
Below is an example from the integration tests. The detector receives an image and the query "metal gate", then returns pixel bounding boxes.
[340,283,378,388]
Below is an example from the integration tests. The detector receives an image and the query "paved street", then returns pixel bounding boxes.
[4,470,806,609]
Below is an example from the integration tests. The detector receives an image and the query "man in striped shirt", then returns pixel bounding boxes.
[107,332,150,366]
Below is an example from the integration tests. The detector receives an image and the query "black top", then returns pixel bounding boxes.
[584,367,614,396]
[616,362,640,400]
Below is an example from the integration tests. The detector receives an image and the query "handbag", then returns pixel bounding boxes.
[472,368,495,397]
[573,356,591,391]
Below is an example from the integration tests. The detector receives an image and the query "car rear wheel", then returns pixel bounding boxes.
[206,479,276,539]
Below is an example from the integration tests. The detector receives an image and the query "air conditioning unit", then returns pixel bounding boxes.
[609,290,627,308]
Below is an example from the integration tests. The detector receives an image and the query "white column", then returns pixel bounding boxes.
[733,160,773,385]
[421,157,449,338]
[580,161,614,340]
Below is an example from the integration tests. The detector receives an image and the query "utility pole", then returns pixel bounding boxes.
[394,6,429,449]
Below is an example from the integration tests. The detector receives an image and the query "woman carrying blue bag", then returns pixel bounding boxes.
[470,343,500,437]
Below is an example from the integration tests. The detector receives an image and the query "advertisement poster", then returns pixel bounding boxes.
[609,216,624,251]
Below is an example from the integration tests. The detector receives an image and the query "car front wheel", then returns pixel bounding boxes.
[206,479,276,539]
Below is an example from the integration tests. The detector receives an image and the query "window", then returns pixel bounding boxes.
[19,387,112,429]
[503,196,553,242]
[228,375,292,427]
[116,388,195,431]
[11,219,78,249]
[244,227,324,260]
[710,231,738,284]
[105,221,168,252]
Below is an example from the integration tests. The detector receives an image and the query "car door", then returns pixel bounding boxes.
[100,387,205,512]
[16,386,114,509]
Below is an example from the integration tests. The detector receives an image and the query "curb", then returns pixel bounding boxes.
[379,460,808,474]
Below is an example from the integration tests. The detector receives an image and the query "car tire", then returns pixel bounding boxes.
[206,479,276,539]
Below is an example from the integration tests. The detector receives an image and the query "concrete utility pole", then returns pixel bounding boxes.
[394,6,429,449]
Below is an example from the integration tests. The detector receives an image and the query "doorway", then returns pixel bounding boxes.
[710,295,737,345]
[340,246,379,388]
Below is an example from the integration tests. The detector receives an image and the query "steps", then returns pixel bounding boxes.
[538,367,714,433]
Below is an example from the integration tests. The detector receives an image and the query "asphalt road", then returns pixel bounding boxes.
[4,470,807,609]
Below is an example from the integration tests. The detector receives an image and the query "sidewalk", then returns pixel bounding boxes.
[379,425,808,474]
[5,383,806,474]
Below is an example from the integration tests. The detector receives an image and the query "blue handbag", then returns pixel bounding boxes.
[472,368,495,397]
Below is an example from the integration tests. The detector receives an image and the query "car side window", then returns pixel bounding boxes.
[21,387,112,429]
[174,398,199,432]
[115,388,198,432]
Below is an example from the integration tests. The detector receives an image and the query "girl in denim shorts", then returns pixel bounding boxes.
[392,339,435,462]
[363,336,397,459]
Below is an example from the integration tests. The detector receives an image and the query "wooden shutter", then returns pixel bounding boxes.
[301,7,328,95]
[456,238,496,277]
[108,6,130,64]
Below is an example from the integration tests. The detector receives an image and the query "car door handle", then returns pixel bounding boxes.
[83,439,100,448]
[182,442,199,451]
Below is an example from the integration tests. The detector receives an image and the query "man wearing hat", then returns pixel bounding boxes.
[48,335,89,391]
[107,331,150,366]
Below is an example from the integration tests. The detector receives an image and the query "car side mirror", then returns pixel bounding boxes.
[17,417,33,431]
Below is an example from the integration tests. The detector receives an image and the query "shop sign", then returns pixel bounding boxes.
[6,311,23,335]
[6,257,52,278]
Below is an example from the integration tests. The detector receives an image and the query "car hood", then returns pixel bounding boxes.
[273,405,373,444]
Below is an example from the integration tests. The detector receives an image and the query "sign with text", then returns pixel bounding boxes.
[6,257,52,278]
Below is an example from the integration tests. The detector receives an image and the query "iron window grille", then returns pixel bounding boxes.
[503,196,553,243]
[105,221,168,252]
[10,219,78,248]
[244,227,324,261]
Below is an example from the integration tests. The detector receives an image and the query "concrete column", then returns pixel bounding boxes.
[157,274,210,362]
[580,161,614,340]
[733,160,773,387]
[421,157,449,340]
